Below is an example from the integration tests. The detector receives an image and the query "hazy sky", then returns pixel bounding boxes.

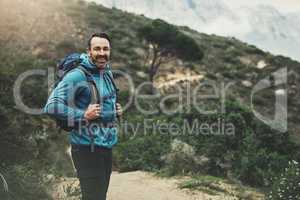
[226,0,300,13]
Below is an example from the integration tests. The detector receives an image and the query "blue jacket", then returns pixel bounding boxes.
[43,53,118,148]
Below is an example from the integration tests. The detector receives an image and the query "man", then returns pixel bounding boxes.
[44,32,122,200]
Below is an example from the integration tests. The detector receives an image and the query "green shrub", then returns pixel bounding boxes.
[1,163,52,200]
[113,135,170,172]
[179,100,299,187]
[245,45,265,55]
[267,160,300,200]
[233,147,288,187]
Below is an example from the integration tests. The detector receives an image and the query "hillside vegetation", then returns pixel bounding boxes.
[1,0,300,199]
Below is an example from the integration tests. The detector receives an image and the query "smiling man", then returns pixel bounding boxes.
[88,34,111,69]
[44,32,122,200]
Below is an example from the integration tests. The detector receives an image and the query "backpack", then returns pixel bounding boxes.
[52,53,118,132]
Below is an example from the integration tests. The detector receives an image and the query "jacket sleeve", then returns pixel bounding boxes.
[43,69,87,123]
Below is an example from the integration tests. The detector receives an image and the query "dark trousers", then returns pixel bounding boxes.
[71,145,112,200]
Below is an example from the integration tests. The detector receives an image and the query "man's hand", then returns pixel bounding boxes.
[116,103,123,118]
[84,104,101,121]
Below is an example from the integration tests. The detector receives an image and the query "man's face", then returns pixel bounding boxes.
[88,37,111,69]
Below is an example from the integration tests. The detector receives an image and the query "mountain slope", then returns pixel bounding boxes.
[87,0,300,61]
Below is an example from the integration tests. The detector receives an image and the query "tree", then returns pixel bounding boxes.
[137,19,203,91]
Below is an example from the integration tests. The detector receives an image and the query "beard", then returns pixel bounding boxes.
[92,55,109,69]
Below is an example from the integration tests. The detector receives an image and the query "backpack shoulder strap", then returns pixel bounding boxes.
[106,69,119,94]
[76,65,98,152]
[77,66,100,104]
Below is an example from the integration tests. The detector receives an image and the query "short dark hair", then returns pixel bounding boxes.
[88,32,111,49]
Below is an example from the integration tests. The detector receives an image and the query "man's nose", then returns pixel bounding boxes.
[98,49,105,55]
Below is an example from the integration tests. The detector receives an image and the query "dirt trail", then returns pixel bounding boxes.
[108,171,204,200]
[108,171,264,200]
[51,171,264,200]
